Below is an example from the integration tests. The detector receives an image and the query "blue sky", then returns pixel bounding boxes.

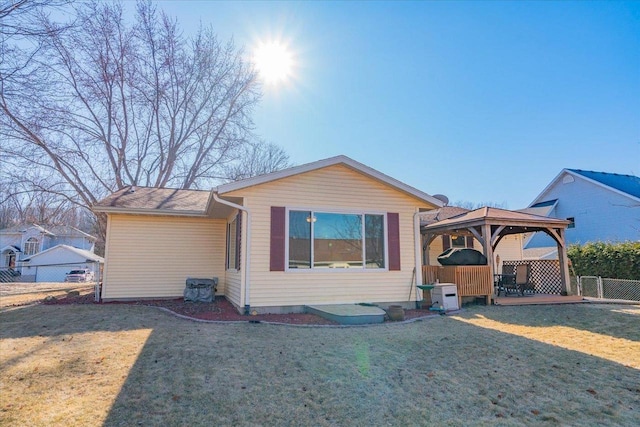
[158,1,639,209]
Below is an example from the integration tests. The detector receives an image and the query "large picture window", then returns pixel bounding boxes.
[288,210,385,270]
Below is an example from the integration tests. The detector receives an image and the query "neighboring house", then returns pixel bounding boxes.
[94,155,444,313]
[20,245,104,282]
[0,224,99,281]
[420,206,524,273]
[522,169,640,256]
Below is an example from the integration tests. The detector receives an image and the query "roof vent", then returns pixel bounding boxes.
[433,194,449,206]
[126,185,136,194]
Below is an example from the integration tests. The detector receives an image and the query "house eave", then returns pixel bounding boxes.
[93,206,209,217]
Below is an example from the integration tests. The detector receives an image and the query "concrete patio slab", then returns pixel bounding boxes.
[305,304,386,325]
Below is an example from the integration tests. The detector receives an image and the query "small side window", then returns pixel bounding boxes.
[567,217,575,229]
[227,217,238,270]
[450,235,466,248]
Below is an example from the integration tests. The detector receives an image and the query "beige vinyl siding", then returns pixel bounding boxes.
[226,164,437,308]
[225,270,242,307]
[494,234,525,271]
[102,214,225,300]
[223,211,243,309]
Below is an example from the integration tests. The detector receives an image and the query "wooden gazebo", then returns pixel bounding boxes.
[420,207,571,304]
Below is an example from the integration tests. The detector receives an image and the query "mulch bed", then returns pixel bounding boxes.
[41,293,440,325]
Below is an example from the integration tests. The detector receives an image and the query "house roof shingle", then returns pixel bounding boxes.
[422,206,570,232]
[419,206,470,226]
[94,187,212,214]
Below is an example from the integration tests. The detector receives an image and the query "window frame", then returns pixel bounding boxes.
[566,217,575,229]
[285,207,389,273]
[226,215,239,271]
[450,235,467,248]
[23,237,39,256]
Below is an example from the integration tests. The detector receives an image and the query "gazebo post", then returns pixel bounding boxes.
[556,229,572,295]
[481,223,495,304]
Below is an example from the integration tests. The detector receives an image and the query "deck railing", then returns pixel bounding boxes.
[422,265,493,303]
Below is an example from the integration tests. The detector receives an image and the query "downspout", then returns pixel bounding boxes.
[213,193,252,313]
[413,211,424,306]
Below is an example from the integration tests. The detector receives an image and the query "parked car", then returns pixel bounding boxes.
[64,269,95,282]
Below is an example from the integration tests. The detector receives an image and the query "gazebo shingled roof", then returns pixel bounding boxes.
[422,206,570,237]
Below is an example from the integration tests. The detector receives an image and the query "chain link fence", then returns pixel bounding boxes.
[577,276,640,302]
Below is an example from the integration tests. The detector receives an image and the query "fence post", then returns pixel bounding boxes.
[597,276,604,299]
[576,276,581,296]
[94,262,101,302]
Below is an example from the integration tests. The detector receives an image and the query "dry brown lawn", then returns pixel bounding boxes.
[0,282,94,308]
[1,303,639,426]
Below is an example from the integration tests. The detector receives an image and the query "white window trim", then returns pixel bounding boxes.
[284,207,389,273]
[23,238,39,256]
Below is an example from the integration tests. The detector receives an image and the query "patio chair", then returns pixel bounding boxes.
[502,273,519,296]
[515,264,535,295]
[497,265,518,296]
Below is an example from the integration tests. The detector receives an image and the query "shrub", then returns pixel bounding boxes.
[568,241,640,280]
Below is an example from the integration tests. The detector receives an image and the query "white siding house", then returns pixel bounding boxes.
[20,245,104,282]
[0,224,99,280]
[524,169,640,250]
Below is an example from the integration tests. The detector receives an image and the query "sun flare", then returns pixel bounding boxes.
[253,40,293,85]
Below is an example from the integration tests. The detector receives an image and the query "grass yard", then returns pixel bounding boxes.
[0,282,94,308]
[1,303,639,426]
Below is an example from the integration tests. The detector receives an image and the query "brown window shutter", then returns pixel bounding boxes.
[442,235,451,250]
[270,207,286,271]
[235,212,242,270]
[466,236,474,248]
[387,212,401,271]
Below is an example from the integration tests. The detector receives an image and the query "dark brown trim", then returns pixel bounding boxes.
[270,207,286,271]
[387,212,401,271]
[442,235,451,250]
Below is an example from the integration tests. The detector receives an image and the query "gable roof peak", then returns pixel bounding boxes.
[216,155,444,207]
[565,168,640,199]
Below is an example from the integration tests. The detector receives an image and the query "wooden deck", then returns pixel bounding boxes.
[494,294,585,306]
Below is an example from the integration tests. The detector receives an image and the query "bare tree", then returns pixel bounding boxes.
[0,178,93,229]
[223,141,291,181]
[1,1,286,239]
[452,200,508,210]
[1,0,71,37]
